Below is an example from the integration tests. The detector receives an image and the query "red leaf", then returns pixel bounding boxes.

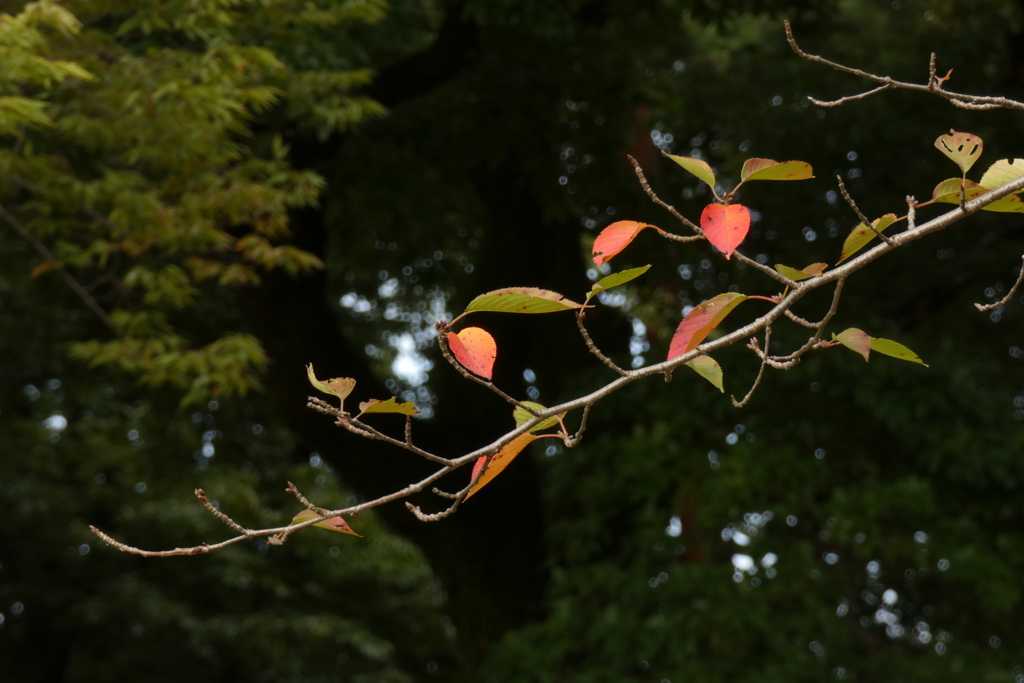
[592,221,657,267]
[466,434,536,500]
[448,327,497,379]
[700,204,750,259]
[668,293,748,360]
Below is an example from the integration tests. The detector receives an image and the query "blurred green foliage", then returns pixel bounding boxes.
[3,0,1024,682]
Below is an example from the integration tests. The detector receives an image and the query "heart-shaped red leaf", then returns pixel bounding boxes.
[592,221,656,267]
[700,203,750,259]
[447,327,497,379]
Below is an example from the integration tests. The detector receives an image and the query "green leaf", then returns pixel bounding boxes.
[465,288,585,314]
[833,328,871,362]
[513,401,565,433]
[870,338,928,366]
[466,434,536,500]
[306,364,355,410]
[774,262,828,282]
[356,397,420,417]
[931,178,1024,213]
[740,158,814,182]
[663,152,716,190]
[979,158,1024,190]
[684,356,724,392]
[587,265,652,301]
[291,510,362,537]
[838,214,898,263]
[668,293,748,359]
[934,130,983,174]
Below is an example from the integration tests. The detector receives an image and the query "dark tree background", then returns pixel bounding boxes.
[2,0,1024,681]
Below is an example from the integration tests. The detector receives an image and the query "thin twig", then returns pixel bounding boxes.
[576,310,628,375]
[975,255,1024,312]
[906,196,917,231]
[0,202,123,337]
[194,488,251,534]
[837,177,895,245]
[564,404,591,448]
[786,20,1024,111]
[286,481,327,515]
[337,415,452,466]
[629,155,704,235]
[809,83,893,108]
[784,309,818,329]
[732,327,772,408]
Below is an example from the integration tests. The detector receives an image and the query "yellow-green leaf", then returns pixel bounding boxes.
[663,152,716,190]
[513,401,565,433]
[934,130,983,174]
[838,214,898,264]
[357,397,420,418]
[684,355,723,392]
[306,363,355,410]
[774,262,828,281]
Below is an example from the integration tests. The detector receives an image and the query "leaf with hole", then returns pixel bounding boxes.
[838,214,898,263]
[740,158,814,182]
[663,152,716,190]
[684,355,723,392]
[291,510,362,537]
[586,265,652,301]
[465,288,585,314]
[774,262,828,281]
[931,178,1024,213]
[833,328,871,362]
[357,397,420,418]
[934,130,982,174]
[466,433,536,500]
[447,327,497,379]
[870,337,928,366]
[592,222,658,267]
[701,203,751,259]
[513,401,565,433]
[668,293,748,360]
[306,363,356,410]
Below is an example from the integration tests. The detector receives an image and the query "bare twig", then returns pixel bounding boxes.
[731,327,772,408]
[628,155,704,236]
[837,177,895,245]
[195,488,250,534]
[975,255,1024,312]
[564,404,591,448]
[0,202,123,337]
[576,310,628,375]
[286,481,327,515]
[906,196,917,231]
[786,20,1024,111]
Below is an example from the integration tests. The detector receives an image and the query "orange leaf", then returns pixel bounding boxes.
[700,204,750,259]
[592,221,657,267]
[668,293,748,360]
[466,434,536,500]
[448,327,497,379]
[30,260,61,278]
